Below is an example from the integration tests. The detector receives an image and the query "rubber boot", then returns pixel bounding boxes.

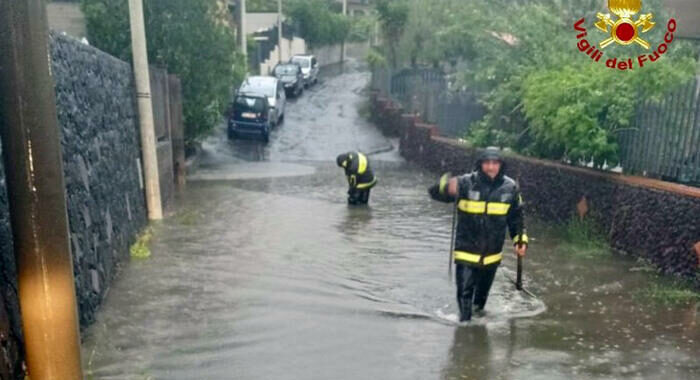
[473,266,497,312]
[455,264,477,322]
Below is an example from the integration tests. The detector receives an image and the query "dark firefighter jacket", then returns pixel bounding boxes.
[337,152,377,190]
[429,168,527,267]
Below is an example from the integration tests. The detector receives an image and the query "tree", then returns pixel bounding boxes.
[285,0,351,49]
[82,0,245,144]
[375,0,409,67]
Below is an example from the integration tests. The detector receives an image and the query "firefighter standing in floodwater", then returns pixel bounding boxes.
[336,152,377,205]
[429,148,528,322]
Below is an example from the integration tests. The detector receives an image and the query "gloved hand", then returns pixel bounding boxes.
[438,173,451,194]
[513,233,529,257]
[348,175,357,188]
[428,183,441,198]
[428,173,454,202]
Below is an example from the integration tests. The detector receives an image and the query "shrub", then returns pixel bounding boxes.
[82,0,245,144]
[285,0,351,49]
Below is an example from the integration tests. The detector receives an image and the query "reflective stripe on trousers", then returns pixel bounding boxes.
[453,251,502,265]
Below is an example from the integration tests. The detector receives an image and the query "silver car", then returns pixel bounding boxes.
[238,76,286,125]
[291,55,319,87]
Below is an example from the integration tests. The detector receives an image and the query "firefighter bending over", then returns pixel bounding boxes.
[428,147,528,322]
[336,152,377,205]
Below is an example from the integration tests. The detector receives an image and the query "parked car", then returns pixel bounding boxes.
[228,94,274,142]
[273,63,304,98]
[290,55,319,87]
[238,76,286,125]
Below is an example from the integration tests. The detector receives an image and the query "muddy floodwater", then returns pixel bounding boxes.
[82,62,699,380]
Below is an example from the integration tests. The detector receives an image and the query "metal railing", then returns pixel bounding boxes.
[370,67,485,138]
[619,77,700,186]
[372,67,700,186]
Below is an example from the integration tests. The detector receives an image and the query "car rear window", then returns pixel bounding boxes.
[234,96,265,113]
[292,57,310,68]
[275,65,299,75]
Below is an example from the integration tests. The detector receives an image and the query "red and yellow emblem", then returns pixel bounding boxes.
[595,0,656,49]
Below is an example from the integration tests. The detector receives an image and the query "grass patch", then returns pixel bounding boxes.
[556,217,611,259]
[130,228,153,259]
[638,277,700,305]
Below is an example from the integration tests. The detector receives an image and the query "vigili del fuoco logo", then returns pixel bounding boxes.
[574,0,677,70]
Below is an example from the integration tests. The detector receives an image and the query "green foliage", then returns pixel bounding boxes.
[638,279,700,305]
[388,0,697,165]
[285,0,351,48]
[523,65,630,166]
[375,0,409,67]
[130,228,153,259]
[557,217,611,259]
[81,0,245,144]
[247,0,278,13]
[366,47,387,69]
[347,13,376,43]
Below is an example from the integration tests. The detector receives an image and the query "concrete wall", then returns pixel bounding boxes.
[259,36,307,75]
[50,33,149,326]
[308,41,370,67]
[371,92,700,288]
[47,1,87,39]
[246,12,283,33]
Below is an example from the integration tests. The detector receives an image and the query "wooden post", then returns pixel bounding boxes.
[128,0,163,220]
[0,0,83,378]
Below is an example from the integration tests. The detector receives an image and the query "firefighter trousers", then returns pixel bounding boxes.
[455,263,497,322]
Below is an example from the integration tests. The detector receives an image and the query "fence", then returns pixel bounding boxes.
[618,77,700,186]
[372,67,700,186]
[370,67,485,138]
[149,66,186,208]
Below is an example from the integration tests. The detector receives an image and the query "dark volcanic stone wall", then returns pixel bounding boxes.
[0,143,23,380]
[50,33,148,326]
[371,92,700,287]
[0,33,149,378]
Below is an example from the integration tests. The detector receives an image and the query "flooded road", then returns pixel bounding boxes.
[83,62,699,380]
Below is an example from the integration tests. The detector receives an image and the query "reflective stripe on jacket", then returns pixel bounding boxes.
[343,152,377,190]
[431,171,527,267]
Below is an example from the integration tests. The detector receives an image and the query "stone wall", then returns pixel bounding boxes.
[0,32,181,378]
[371,92,700,287]
[50,33,148,326]
[0,144,23,380]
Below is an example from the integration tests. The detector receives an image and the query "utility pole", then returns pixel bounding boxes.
[278,0,283,63]
[239,0,247,58]
[341,0,347,63]
[128,0,163,220]
[0,0,83,379]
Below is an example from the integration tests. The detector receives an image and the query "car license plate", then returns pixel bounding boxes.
[242,112,256,119]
